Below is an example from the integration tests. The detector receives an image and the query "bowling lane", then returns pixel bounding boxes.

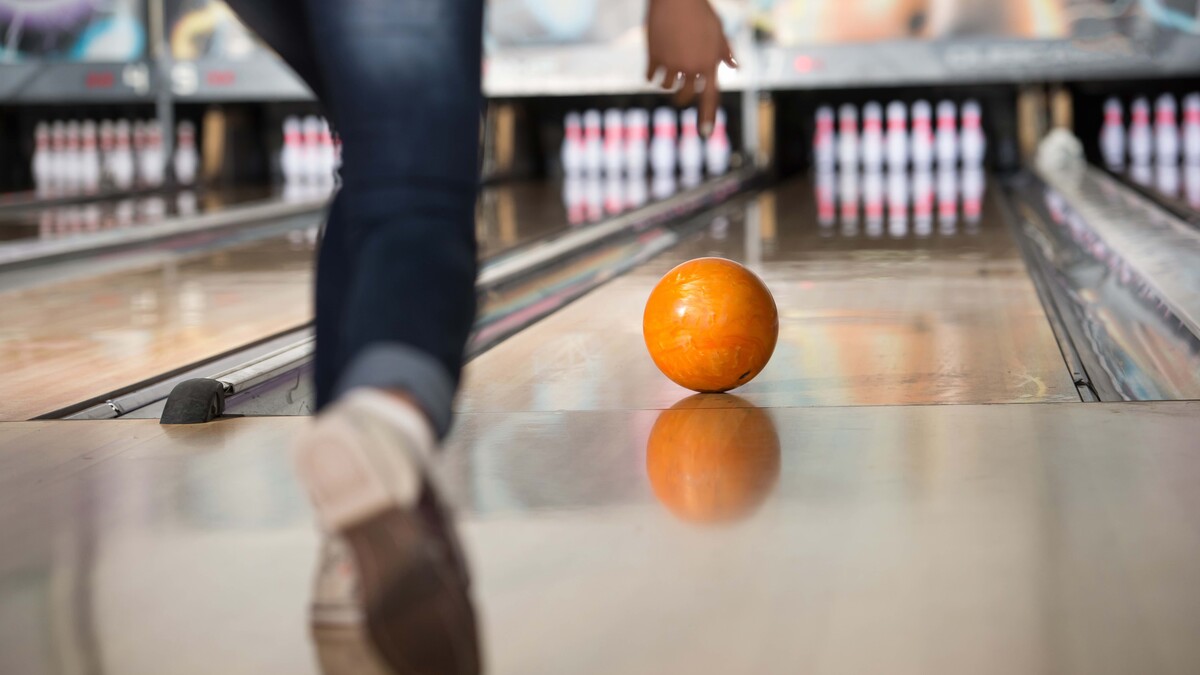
[2,175,705,420]
[459,170,1080,412]
[0,186,288,246]
[5,403,1200,674]
[0,224,319,421]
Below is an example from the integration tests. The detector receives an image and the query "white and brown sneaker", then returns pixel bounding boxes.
[312,536,364,627]
[295,389,479,674]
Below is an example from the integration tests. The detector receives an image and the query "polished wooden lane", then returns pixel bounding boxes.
[0,231,317,420]
[1,179,656,421]
[459,175,1080,413]
[3,402,1200,674]
[476,181,570,259]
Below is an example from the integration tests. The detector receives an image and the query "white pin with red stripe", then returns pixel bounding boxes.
[861,102,884,171]
[1182,93,1200,165]
[1155,94,1179,166]
[1100,97,1125,170]
[960,99,985,166]
[935,100,958,168]
[604,108,624,176]
[838,103,858,169]
[1129,97,1152,166]
[911,100,934,170]
[814,105,836,169]
[651,107,677,176]
[886,101,907,170]
[624,109,649,177]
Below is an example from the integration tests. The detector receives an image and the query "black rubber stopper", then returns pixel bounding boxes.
[160,378,227,424]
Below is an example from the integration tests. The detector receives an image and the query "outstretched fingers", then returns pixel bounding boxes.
[698,68,720,136]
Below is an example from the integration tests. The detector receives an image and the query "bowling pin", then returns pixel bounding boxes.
[1155,163,1180,197]
[626,174,648,209]
[79,120,101,193]
[885,101,908,170]
[562,176,585,224]
[604,173,624,214]
[837,103,859,169]
[603,108,624,176]
[816,167,836,227]
[281,116,303,185]
[937,165,958,232]
[143,121,166,188]
[318,119,336,184]
[1154,93,1179,166]
[962,166,985,225]
[177,189,198,216]
[132,120,147,187]
[863,168,884,230]
[1185,164,1200,208]
[624,109,649,177]
[678,108,704,178]
[1100,97,1126,170]
[887,169,908,238]
[301,115,322,183]
[99,120,115,188]
[839,167,860,232]
[582,109,604,176]
[64,120,82,193]
[651,107,677,176]
[174,120,199,186]
[1131,162,1152,186]
[911,100,934,170]
[861,102,884,171]
[111,120,135,191]
[705,108,731,176]
[333,134,343,176]
[1183,93,1200,165]
[935,100,958,167]
[584,174,603,221]
[652,173,677,200]
[912,167,934,234]
[32,122,52,194]
[50,121,68,191]
[1129,97,1152,166]
[960,99,986,166]
[814,105,836,169]
[560,112,583,177]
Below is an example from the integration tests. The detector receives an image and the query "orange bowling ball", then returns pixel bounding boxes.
[643,257,778,392]
[646,395,781,524]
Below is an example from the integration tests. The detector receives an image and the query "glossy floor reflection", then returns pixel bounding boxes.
[5,402,1200,674]
[645,395,780,524]
[0,228,318,420]
[0,186,283,245]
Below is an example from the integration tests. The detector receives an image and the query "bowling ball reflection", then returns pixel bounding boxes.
[646,395,781,524]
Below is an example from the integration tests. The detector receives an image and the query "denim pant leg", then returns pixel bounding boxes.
[223,0,349,419]
[299,0,484,438]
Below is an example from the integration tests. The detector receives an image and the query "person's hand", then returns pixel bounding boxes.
[645,0,736,136]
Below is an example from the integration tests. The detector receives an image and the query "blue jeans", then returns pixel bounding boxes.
[226,0,484,438]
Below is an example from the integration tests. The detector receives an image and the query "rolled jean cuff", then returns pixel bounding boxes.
[333,343,456,439]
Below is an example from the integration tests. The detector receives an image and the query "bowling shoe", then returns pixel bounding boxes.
[312,536,364,626]
[295,389,480,675]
